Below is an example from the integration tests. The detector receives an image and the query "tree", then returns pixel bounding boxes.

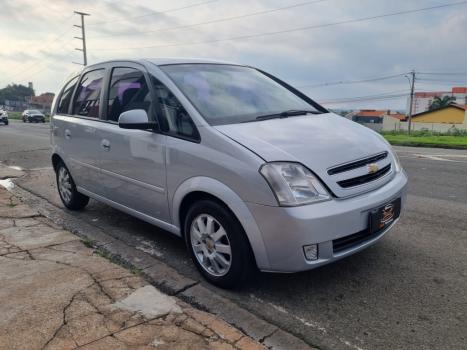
[0,84,35,104]
[429,96,456,111]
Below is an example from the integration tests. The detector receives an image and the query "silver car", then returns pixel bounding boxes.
[50,58,407,288]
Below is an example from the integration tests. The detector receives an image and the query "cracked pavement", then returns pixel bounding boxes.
[0,187,265,350]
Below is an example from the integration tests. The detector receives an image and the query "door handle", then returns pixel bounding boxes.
[65,129,71,139]
[101,139,111,151]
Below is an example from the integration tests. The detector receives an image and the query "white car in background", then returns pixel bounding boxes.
[0,110,8,125]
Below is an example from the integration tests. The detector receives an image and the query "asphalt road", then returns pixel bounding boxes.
[1,121,466,349]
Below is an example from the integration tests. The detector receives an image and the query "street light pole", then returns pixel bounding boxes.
[406,70,416,135]
[73,11,90,66]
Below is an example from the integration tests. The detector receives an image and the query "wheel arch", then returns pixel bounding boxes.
[51,153,64,172]
[172,177,271,270]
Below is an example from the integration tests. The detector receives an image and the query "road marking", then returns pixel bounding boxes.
[249,294,366,349]
[29,167,53,171]
[400,154,467,164]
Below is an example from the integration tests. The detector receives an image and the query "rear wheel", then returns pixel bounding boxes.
[55,161,89,210]
[184,200,253,289]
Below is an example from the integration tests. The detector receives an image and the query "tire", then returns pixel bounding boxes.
[184,200,253,289]
[4,120,8,126]
[55,161,89,210]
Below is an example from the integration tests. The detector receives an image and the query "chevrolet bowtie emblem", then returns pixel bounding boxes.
[367,163,379,174]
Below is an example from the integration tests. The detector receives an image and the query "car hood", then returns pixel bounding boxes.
[215,113,395,198]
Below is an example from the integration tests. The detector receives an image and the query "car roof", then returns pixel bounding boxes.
[145,57,243,66]
[86,58,245,69]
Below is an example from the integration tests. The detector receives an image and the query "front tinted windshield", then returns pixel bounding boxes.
[29,110,41,114]
[160,64,321,125]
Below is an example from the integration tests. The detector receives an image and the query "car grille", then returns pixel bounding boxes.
[327,152,388,175]
[332,227,380,254]
[337,164,391,188]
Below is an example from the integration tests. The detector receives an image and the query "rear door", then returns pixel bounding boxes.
[66,67,107,195]
[98,63,170,222]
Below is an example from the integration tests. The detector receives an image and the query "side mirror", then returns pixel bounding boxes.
[118,109,157,130]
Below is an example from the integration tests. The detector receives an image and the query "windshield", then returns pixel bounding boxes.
[29,110,41,114]
[160,64,323,125]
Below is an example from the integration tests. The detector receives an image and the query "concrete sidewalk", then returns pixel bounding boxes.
[0,186,264,350]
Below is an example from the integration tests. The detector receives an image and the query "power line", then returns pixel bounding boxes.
[88,0,328,39]
[319,89,409,103]
[417,78,467,84]
[297,73,407,89]
[417,71,467,75]
[320,94,409,105]
[91,1,467,51]
[2,17,75,81]
[88,0,219,26]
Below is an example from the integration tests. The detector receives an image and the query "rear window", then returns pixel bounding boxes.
[57,76,78,114]
[73,69,105,118]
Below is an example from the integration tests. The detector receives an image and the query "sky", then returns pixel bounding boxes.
[1,0,466,111]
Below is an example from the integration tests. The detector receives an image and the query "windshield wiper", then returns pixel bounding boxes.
[255,109,321,121]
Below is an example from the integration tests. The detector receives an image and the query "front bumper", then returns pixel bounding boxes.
[29,116,45,122]
[247,170,408,272]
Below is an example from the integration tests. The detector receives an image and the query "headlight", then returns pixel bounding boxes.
[260,162,330,206]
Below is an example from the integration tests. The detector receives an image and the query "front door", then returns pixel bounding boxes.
[98,65,170,223]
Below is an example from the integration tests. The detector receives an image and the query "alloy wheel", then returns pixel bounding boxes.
[190,214,232,277]
[58,166,72,204]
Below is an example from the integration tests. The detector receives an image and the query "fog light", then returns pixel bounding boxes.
[303,244,318,261]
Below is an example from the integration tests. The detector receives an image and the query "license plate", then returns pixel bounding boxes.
[369,198,401,234]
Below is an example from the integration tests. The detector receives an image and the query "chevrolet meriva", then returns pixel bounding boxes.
[51,59,407,288]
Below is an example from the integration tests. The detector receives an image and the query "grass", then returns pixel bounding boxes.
[81,238,95,248]
[381,131,467,149]
[7,112,22,120]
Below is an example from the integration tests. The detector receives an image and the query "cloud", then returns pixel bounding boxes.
[0,0,466,111]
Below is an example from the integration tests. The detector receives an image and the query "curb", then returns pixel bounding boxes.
[9,184,317,350]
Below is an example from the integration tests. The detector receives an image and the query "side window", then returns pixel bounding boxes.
[73,69,105,118]
[151,76,199,140]
[57,76,78,114]
[107,67,152,122]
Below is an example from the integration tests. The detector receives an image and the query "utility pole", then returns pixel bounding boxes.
[73,11,90,66]
[407,70,416,135]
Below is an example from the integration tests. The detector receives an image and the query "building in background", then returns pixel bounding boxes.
[384,103,467,132]
[346,110,406,131]
[408,87,467,115]
[27,92,55,113]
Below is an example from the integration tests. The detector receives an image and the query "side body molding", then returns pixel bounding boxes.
[171,176,271,270]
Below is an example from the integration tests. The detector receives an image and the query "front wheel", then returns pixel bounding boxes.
[184,200,253,289]
[4,120,8,126]
[55,161,89,210]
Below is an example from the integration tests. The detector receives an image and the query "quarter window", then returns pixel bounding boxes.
[73,69,105,118]
[107,67,152,122]
[57,76,78,114]
[151,76,198,140]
